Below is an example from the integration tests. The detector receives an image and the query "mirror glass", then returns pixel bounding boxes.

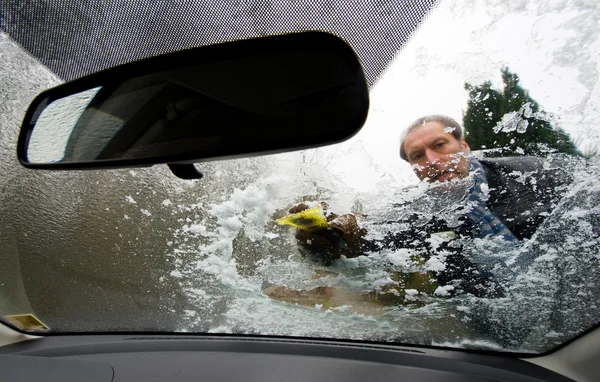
[28,87,101,163]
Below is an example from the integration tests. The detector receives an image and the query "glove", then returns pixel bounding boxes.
[289,202,367,264]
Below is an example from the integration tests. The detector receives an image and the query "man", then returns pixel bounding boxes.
[398,115,569,240]
[401,114,473,183]
[282,115,571,298]
[267,115,590,348]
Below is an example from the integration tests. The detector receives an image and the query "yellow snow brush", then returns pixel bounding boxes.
[276,207,329,232]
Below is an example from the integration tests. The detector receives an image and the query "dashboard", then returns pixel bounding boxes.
[0,334,573,381]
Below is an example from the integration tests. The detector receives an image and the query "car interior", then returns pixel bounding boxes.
[1,1,599,381]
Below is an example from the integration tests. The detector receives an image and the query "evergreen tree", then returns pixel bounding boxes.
[463,68,581,157]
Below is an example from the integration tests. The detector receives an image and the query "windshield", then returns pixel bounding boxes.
[1,1,599,354]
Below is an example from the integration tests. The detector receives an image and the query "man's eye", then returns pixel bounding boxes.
[436,142,445,148]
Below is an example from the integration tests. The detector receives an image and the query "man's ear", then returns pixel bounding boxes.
[460,139,471,153]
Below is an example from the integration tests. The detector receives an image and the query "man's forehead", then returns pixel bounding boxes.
[405,121,454,145]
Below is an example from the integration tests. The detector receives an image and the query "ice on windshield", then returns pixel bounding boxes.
[1,1,599,354]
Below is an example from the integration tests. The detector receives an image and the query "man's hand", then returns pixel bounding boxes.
[289,202,367,263]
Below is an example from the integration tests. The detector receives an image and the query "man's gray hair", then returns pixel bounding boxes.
[399,115,464,161]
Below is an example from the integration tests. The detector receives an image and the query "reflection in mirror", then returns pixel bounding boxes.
[28,87,100,163]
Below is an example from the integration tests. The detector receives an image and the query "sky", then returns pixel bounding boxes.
[329,0,600,192]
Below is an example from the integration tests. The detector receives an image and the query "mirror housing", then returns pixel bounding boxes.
[17,32,369,170]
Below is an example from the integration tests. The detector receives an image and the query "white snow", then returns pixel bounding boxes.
[434,285,455,297]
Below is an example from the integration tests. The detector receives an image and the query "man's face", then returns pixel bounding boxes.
[403,121,471,182]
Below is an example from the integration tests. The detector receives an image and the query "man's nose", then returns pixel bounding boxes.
[425,149,443,164]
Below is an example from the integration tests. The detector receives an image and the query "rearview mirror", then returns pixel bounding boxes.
[18,32,369,170]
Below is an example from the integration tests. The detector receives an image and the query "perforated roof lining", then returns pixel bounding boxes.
[0,0,438,86]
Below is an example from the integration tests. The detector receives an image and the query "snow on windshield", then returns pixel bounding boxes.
[156,149,598,352]
[1,1,599,354]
